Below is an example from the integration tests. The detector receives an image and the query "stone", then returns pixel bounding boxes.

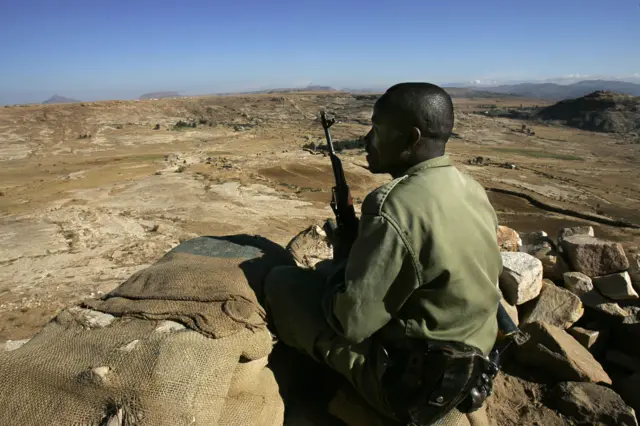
[119,340,140,352]
[615,373,640,421]
[497,225,521,252]
[542,253,570,282]
[516,321,612,384]
[627,254,640,292]
[519,280,583,329]
[520,230,554,257]
[568,327,600,349]
[550,382,638,426]
[286,223,333,269]
[557,226,595,253]
[154,320,186,333]
[606,350,640,373]
[593,272,638,301]
[499,252,543,305]
[561,235,630,277]
[612,322,640,358]
[68,307,115,328]
[500,298,519,326]
[563,272,594,296]
[0,339,30,352]
[580,290,629,319]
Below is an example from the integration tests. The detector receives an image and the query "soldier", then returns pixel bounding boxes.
[264,82,503,424]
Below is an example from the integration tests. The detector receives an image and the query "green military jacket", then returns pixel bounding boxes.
[323,155,503,355]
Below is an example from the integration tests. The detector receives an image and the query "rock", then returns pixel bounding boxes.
[154,320,186,333]
[519,280,583,329]
[550,382,638,426]
[561,235,630,277]
[581,290,629,319]
[542,253,570,282]
[611,323,640,358]
[286,223,333,269]
[119,340,140,352]
[1,339,30,351]
[68,307,115,328]
[568,327,600,350]
[516,321,612,384]
[520,231,553,257]
[563,272,594,296]
[606,350,640,373]
[497,225,521,252]
[627,254,640,292]
[615,373,640,421]
[557,226,595,253]
[593,272,638,301]
[500,298,519,326]
[499,252,543,305]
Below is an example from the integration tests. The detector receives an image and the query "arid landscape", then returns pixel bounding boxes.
[2,91,640,425]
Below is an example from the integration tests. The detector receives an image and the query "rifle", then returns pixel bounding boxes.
[320,110,359,260]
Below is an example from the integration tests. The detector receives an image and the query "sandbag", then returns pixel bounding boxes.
[0,235,294,426]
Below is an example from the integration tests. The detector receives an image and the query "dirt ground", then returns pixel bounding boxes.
[1,92,639,425]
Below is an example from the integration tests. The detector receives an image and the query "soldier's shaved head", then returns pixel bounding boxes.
[364,82,455,177]
[374,82,454,144]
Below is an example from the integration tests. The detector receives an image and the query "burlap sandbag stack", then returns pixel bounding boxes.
[0,235,293,426]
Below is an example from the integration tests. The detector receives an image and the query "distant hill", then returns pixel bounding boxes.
[536,90,640,134]
[139,91,183,100]
[481,80,640,100]
[42,95,80,104]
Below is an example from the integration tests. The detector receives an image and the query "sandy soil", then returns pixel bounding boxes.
[1,92,639,425]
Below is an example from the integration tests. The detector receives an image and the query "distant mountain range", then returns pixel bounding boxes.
[469,80,640,100]
[139,91,183,100]
[42,95,80,104]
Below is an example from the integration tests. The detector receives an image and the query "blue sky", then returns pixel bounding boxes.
[1,0,639,104]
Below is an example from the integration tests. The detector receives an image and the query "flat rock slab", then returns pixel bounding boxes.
[499,252,543,305]
[516,321,612,385]
[497,225,521,252]
[593,272,638,301]
[558,226,595,253]
[550,382,638,426]
[520,280,583,329]
[561,235,629,278]
[563,272,594,296]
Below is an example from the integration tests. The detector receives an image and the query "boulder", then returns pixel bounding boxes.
[499,252,543,305]
[628,254,640,292]
[519,280,583,329]
[557,226,595,253]
[563,272,594,296]
[606,350,640,373]
[580,290,629,320]
[615,373,640,421]
[568,327,599,350]
[611,322,640,358]
[561,235,630,277]
[593,272,638,301]
[550,382,638,426]
[497,225,521,252]
[500,298,519,326]
[516,321,612,384]
[542,253,570,282]
[520,231,554,257]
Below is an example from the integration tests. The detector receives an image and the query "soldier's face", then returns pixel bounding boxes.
[365,106,407,174]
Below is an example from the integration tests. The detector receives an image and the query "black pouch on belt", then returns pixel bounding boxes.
[382,340,489,426]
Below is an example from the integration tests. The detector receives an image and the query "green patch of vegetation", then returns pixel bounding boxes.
[493,148,583,161]
[172,120,197,131]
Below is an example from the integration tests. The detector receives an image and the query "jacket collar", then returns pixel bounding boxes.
[404,155,452,176]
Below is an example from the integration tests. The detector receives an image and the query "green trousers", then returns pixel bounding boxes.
[264,265,396,420]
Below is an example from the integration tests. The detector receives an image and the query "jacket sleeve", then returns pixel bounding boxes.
[322,212,410,344]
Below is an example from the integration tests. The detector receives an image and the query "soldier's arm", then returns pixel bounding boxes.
[322,211,411,344]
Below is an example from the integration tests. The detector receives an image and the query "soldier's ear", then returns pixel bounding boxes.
[409,127,422,149]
